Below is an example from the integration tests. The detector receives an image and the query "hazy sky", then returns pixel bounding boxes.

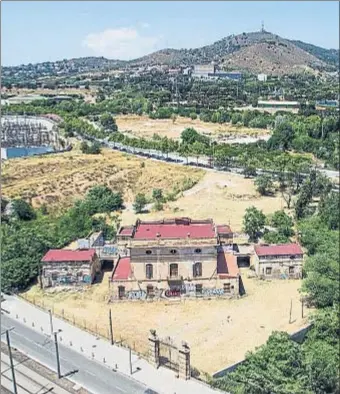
[2,1,339,66]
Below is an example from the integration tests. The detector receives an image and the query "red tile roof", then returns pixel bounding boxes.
[134,222,216,240]
[216,225,232,234]
[254,243,303,257]
[42,249,96,262]
[217,252,239,278]
[112,257,131,280]
[118,226,134,236]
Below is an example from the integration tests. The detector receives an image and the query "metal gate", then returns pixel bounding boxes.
[159,336,179,372]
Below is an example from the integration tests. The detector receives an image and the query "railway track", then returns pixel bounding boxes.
[1,353,72,394]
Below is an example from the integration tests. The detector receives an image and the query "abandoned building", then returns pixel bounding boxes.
[41,249,101,288]
[110,218,240,300]
[253,243,304,279]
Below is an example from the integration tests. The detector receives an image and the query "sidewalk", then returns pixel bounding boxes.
[2,295,223,394]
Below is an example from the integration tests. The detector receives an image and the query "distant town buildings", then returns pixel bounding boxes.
[257,100,300,110]
[257,73,268,82]
[192,64,242,81]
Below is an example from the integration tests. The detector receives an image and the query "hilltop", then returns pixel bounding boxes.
[2,31,338,77]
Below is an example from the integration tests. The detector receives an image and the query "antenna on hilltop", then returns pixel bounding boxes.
[261,20,265,33]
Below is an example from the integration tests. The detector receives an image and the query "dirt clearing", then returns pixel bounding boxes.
[116,115,269,141]
[23,272,309,375]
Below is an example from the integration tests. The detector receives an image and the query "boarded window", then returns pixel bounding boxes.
[266,267,272,275]
[118,286,125,299]
[223,283,231,293]
[170,264,178,278]
[147,285,154,297]
[146,264,153,279]
[195,284,203,294]
[193,262,202,277]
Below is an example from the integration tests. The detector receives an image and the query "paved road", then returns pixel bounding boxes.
[1,314,149,394]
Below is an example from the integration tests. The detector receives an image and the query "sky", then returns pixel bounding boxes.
[1,1,339,66]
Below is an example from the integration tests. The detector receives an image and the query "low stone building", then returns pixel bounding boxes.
[41,249,101,288]
[110,217,240,300]
[253,243,304,279]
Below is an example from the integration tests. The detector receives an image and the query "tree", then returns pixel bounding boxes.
[302,252,339,308]
[243,206,266,242]
[152,188,163,202]
[11,199,36,221]
[100,113,118,132]
[242,165,257,178]
[80,141,90,154]
[318,191,339,230]
[133,193,147,213]
[254,175,274,196]
[263,230,290,244]
[270,210,294,237]
[295,179,313,219]
[84,185,123,214]
[88,141,101,154]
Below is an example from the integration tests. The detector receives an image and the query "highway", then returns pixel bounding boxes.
[1,314,150,394]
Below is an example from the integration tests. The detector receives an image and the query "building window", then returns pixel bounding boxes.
[195,248,202,254]
[118,286,125,299]
[147,285,154,297]
[51,272,58,280]
[289,266,295,274]
[266,267,272,275]
[146,264,153,279]
[195,284,203,295]
[170,264,178,278]
[290,255,296,260]
[170,249,177,254]
[146,250,152,255]
[193,262,202,278]
[223,283,231,293]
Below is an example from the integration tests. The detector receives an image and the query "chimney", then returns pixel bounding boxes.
[187,232,190,238]
[156,232,161,238]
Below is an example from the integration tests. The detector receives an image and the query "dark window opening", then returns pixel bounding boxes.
[195,284,203,294]
[146,264,153,279]
[289,266,295,274]
[193,262,202,278]
[195,248,202,254]
[266,267,272,275]
[170,264,178,278]
[170,249,177,254]
[146,250,152,255]
[224,283,231,293]
[118,286,125,299]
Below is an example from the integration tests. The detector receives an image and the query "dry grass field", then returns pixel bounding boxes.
[23,272,310,375]
[121,169,286,232]
[1,149,203,212]
[116,115,269,141]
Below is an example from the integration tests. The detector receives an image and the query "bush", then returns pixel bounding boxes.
[133,193,147,213]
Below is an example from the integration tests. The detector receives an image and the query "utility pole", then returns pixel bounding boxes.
[2,328,18,394]
[109,309,114,345]
[49,309,54,336]
[301,298,304,319]
[289,299,293,324]
[129,347,132,375]
[54,332,61,379]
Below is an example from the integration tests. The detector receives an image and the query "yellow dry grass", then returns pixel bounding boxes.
[121,170,286,232]
[23,271,310,375]
[116,115,269,140]
[1,149,204,211]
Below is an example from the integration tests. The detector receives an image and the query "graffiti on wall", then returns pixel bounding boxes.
[202,288,224,296]
[126,290,147,300]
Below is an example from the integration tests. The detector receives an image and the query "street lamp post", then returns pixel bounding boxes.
[1,327,18,394]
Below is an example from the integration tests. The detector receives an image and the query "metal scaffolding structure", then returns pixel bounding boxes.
[1,115,59,148]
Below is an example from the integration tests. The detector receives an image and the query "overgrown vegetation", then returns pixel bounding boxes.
[213,170,339,393]
[1,185,120,293]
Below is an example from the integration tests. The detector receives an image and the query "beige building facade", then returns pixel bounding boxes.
[253,243,304,279]
[110,218,240,300]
